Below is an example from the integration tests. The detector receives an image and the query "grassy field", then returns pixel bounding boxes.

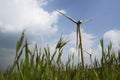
[0,32,120,80]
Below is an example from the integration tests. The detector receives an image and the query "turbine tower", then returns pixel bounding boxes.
[56,10,93,69]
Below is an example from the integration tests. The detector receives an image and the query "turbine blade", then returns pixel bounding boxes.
[84,50,94,55]
[56,10,77,24]
[81,18,94,24]
[84,50,90,55]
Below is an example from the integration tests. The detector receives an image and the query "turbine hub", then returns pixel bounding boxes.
[77,20,82,24]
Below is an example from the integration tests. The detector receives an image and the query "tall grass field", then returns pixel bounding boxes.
[0,32,120,80]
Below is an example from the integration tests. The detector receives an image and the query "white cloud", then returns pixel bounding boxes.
[103,29,120,49]
[37,0,48,6]
[68,29,95,52]
[67,29,120,64]
[0,0,59,36]
[63,29,96,64]
[93,29,120,62]
[69,47,76,54]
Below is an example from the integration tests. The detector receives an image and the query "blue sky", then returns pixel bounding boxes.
[45,0,120,35]
[0,0,120,71]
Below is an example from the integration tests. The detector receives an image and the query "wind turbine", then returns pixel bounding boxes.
[56,10,93,69]
[84,50,94,68]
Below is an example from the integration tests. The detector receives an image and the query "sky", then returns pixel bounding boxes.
[0,0,120,71]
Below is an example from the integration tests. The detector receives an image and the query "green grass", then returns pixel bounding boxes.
[0,32,120,80]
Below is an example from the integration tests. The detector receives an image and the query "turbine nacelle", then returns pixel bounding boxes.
[77,20,82,24]
[78,18,94,24]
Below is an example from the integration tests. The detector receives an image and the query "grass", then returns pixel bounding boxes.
[0,32,120,80]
